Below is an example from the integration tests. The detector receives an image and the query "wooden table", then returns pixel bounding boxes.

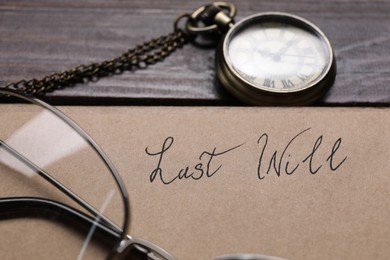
[1,0,389,105]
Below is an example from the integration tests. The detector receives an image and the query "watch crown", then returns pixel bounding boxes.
[200,4,234,32]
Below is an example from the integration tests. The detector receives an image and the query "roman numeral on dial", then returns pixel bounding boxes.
[297,73,310,81]
[281,79,294,88]
[263,78,275,88]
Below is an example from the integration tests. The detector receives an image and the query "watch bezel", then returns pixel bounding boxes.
[216,12,336,105]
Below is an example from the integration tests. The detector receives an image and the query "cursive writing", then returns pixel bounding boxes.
[145,137,244,185]
[256,128,347,180]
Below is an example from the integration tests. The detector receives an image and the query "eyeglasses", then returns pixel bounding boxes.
[0,89,286,260]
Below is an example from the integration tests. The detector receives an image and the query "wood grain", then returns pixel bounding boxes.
[0,0,389,105]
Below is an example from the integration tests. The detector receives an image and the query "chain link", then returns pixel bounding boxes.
[2,3,236,96]
[4,29,189,95]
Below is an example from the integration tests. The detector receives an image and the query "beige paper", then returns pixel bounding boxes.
[1,106,389,260]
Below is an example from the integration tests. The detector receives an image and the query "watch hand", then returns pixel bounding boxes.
[254,48,272,57]
[273,36,300,58]
[279,54,315,58]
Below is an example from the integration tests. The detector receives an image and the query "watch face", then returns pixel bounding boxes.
[224,13,333,93]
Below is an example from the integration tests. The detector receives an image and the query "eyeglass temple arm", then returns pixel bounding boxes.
[0,196,174,260]
[0,139,176,260]
[0,139,121,234]
[0,196,121,247]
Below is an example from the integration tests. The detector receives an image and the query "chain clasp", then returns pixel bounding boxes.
[175,2,236,37]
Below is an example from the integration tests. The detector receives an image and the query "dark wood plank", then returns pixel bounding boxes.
[0,0,389,105]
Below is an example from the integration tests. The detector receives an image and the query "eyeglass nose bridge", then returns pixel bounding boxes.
[114,236,176,260]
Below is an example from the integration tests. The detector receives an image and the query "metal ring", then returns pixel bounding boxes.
[186,2,236,35]
[174,13,192,33]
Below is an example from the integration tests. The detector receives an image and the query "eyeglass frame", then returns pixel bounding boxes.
[0,88,177,260]
[0,88,286,260]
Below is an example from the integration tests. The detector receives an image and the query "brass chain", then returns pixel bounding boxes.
[3,3,236,96]
[4,29,189,95]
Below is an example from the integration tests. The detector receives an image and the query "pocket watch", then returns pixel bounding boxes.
[215,12,336,105]
[4,2,336,106]
[187,3,336,105]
